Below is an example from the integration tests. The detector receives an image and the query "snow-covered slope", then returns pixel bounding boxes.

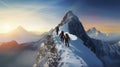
[53,11,103,67]
[34,31,103,67]
[34,11,103,67]
[59,11,96,53]
[87,27,120,67]
[34,10,120,67]
[33,10,120,67]
[53,31,103,67]
[92,39,120,67]
[58,11,120,67]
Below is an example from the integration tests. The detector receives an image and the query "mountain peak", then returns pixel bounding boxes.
[17,25,23,28]
[15,26,27,32]
[92,27,96,30]
[87,27,106,37]
[8,26,28,35]
[61,10,78,25]
[60,11,96,53]
[88,27,100,33]
[90,27,97,31]
[66,10,74,16]
[60,10,87,38]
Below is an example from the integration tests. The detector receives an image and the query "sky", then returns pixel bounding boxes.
[0,0,120,34]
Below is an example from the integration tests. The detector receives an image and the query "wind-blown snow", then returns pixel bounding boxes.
[53,31,103,67]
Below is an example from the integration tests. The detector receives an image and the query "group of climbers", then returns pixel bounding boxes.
[55,26,70,47]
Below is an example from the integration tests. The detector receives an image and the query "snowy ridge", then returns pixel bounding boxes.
[53,21,103,67]
[33,26,103,67]
[56,11,103,67]
[53,33,87,67]
[53,31,103,67]
[34,11,103,67]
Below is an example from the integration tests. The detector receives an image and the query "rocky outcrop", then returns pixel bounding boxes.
[33,35,60,67]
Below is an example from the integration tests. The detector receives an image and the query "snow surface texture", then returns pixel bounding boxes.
[53,24,103,67]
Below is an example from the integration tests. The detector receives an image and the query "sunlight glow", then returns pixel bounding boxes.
[2,24,12,33]
[0,8,51,34]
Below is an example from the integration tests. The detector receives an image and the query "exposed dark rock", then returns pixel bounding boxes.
[61,11,96,53]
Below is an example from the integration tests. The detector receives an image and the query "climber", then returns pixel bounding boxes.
[59,31,64,42]
[55,26,59,35]
[64,33,70,47]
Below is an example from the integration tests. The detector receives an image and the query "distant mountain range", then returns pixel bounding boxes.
[87,27,106,40]
[0,40,21,53]
[87,27,120,41]
[0,29,48,67]
[0,26,41,43]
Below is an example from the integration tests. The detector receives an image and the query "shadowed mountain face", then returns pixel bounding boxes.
[60,11,96,52]
[59,11,120,67]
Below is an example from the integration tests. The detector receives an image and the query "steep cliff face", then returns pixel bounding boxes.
[60,11,120,67]
[60,11,96,53]
[33,34,59,67]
